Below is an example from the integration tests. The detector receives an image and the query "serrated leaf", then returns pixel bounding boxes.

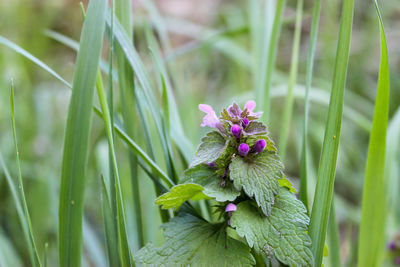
[135,214,255,266]
[184,164,241,202]
[231,190,313,266]
[243,121,267,136]
[230,151,283,215]
[190,131,228,167]
[155,183,209,210]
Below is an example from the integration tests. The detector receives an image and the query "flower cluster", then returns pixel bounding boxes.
[200,100,267,159]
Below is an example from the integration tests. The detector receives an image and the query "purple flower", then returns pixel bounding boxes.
[395,257,400,265]
[199,104,222,128]
[225,203,237,212]
[242,117,249,128]
[244,100,263,118]
[231,124,241,138]
[254,139,266,153]
[238,143,249,157]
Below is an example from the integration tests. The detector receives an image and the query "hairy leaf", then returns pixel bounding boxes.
[243,121,267,136]
[190,131,228,167]
[135,214,255,266]
[231,190,313,266]
[155,183,208,210]
[184,164,240,202]
[230,151,283,215]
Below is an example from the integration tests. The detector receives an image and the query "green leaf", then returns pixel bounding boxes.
[155,184,209,210]
[190,131,228,167]
[230,190,313,266]
[58,0,107,266]
[357,1,390,266]
[135,214,255,266]
[230,151,283,215]
[184,164,241,202]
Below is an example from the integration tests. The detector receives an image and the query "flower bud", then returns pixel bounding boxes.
[231,124,241,138]
[254,139,266,153]
[238,143,249,157]
[242,118,249,128]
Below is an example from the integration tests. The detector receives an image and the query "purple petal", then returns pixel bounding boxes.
[225,203,237,212]
[199,104,221,128]
[244,100,263,118]
[244,100,256,112]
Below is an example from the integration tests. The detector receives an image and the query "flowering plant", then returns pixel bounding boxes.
[135,101,313,266]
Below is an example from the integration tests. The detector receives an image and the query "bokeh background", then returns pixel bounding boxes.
[0,0,399,266]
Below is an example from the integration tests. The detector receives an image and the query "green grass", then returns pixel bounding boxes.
[58,1,107,266]
[357,1,390,266]
[309,0,355,265]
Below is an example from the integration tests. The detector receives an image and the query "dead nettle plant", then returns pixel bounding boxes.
[135,101,313,266]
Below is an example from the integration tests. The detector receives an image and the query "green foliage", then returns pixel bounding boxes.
[155,183,209,210]
[190,131,228,167]
[135,214,255,266]
[184,164,241,202]
[231,190,313,266]
[230,151,283,216]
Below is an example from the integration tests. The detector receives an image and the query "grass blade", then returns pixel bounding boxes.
[9,84,42,267]
[0,36,71,87]
[309,0,355,265]
[256,0,286,121]
[327,201,341,267]
[100,175,121,267]
[357,1,390,266]
[299,0,321,209]
[95,71,133,266]
[58,0,107,266]
[278,0,303,161]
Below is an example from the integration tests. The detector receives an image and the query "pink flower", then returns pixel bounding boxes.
[244,100,263,118]
[198,104,221,128]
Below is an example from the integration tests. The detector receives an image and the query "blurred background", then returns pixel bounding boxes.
[0,0,399,266]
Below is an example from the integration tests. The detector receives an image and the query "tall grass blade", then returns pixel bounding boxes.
[114,0,145,249]
[256,0,286,121]
[58,0,107,266]
[100,175,121,267]
[9,84,42,267]
[95,71,133,266]
[299,0,321,208]
[357,1,390,266]
[279,0,303,161]
[309,0,355,265]
[0,36,71,87]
